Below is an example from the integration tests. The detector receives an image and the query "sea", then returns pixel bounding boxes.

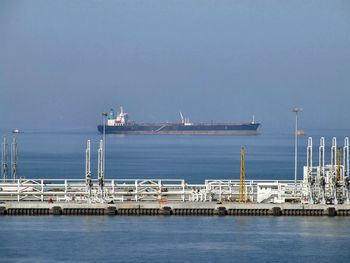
[0,129,350,262]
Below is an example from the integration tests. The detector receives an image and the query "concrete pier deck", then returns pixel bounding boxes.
[0,178,349,216]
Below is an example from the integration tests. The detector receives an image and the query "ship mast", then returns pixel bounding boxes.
[179,111,184,124]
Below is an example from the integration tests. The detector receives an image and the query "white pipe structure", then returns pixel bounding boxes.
[85,140,92,197]
[303,137,350,205]
[330,137,337,204]
[318,137,325,204]
[1,137,9,181]
[343,137,349,178]
[102,112,108,183]
[344,138,350,204]
[98,140,104,195]
[303,137,314,203]
[307,137,312,171]
[0,178,302,203]
[11,137,18,180]
[319,137,325,175]
[292,107,302,196]
[331,137,337,168]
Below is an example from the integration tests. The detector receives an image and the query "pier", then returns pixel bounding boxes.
[1,137,350,216]
[1,201,349,217]
[0,177,349,216]
[0,178,301,203]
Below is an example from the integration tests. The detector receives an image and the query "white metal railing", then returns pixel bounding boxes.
[0,178,304,203]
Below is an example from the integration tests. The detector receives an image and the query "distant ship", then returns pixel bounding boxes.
[12,128,20,134]
[297,130,305,136]
[97,107,260,135]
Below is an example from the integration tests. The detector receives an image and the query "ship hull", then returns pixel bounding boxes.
[97,123,260,135]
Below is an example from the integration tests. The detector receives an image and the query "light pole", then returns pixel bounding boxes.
[102,112,108,182]
[292,107,302,195]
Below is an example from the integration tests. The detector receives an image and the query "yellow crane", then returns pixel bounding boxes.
[337,147,341,182]
[239,146,246,203]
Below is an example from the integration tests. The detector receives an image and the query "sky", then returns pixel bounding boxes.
[0,0,350,132]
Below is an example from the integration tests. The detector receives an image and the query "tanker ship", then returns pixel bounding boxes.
[97,107,260,135]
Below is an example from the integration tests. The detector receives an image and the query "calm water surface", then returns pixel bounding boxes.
[12,129,349,182]
[0,216,349,263]
[0,130,349,262]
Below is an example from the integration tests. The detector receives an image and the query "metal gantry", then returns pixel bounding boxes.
[2,138,349,204]
[11,137,18,180]
[0,139,304,204]
[303,137,350,204]
[0,139,301,203]
[97,139,104,197]
[85,140,92,198]
[0,178,301,203]
[1,138,9,181]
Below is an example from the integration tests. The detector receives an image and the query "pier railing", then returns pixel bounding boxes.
[0,178,303,203]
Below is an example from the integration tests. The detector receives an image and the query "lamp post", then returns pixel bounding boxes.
[292,107,302,195]
[102,112,108,181]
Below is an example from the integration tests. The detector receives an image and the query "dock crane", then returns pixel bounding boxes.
[239,146,246,203]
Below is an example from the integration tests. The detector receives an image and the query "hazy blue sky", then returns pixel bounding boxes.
[1,0,349,132]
